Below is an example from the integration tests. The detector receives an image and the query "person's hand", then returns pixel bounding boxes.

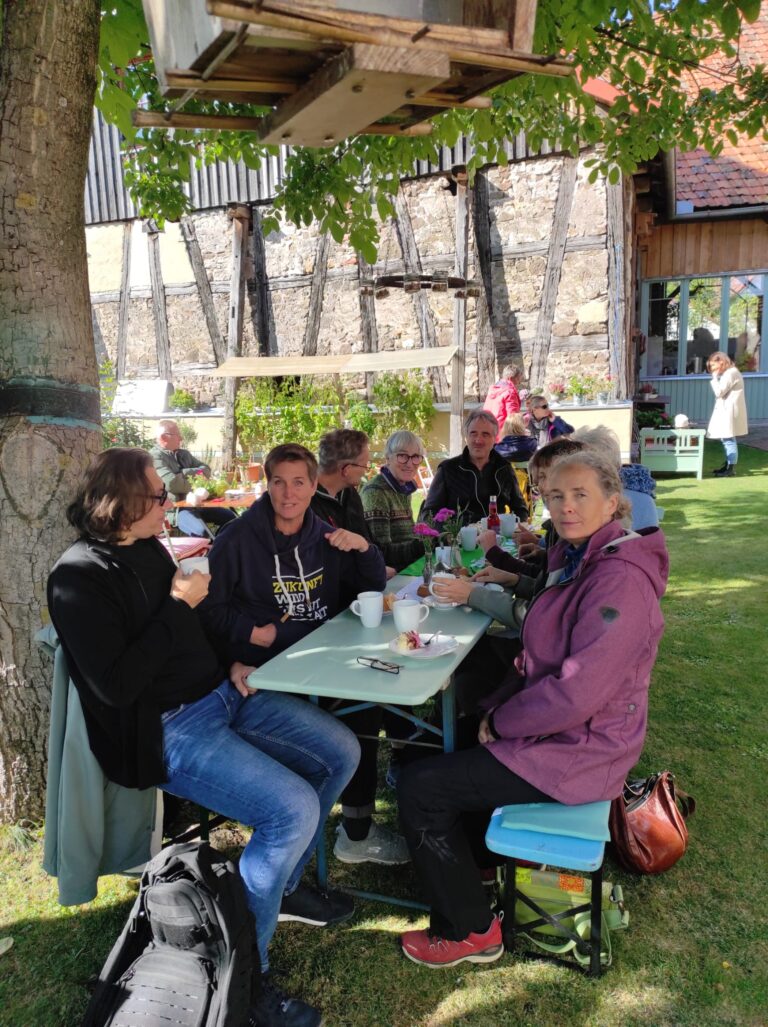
[478,716,494,744]
[385,565,397,580]
[477,529,499,553]
[171,569,210,608]
[431,576,474,605]
[325,529,369,553]
[513,526,538,547]
[249,623,277,648]
[229,661,258,697]
[471,566,519,587]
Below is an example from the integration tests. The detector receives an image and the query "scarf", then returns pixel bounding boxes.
[380,465,417,495]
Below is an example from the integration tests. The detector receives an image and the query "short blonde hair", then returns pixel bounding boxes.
[502,413,528,437]
[548,451,632,527]
[707,351,733,372]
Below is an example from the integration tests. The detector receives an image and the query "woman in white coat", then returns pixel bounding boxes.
[706,352,749,477]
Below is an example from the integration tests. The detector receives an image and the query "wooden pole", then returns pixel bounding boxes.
[143,220,172,380]
[116,222,132,378]
[222,204,251,470]
[450,167,469,456]
[357,252,379,400]
[181,216,226,365]
[249,207,272,357]
[302,231,331,356]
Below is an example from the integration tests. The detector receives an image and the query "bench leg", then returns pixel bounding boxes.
[501,857,517,953]
[589,866,603,977]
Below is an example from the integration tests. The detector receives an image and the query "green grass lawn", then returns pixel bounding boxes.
[2,440,767,1027]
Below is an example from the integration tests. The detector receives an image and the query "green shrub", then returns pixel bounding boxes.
[98,358,154,450]
[169,388,196,412]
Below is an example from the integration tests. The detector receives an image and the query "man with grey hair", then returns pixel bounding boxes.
[423,409,528,524]
[310,428,374,541]
[483,362,524,441]
[151,419,236,537]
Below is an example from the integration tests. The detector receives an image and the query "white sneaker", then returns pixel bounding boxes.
[333,821,410,865]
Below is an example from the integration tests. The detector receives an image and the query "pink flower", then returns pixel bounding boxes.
[432,508,455,523]
[413,523,440,538]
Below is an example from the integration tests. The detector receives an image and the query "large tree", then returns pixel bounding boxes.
[0,0,765,822]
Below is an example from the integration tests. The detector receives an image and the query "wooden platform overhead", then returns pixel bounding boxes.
[212,345,459,377]
[139,0,572,146]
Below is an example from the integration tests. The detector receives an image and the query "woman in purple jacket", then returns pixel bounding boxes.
[397,450,668,969]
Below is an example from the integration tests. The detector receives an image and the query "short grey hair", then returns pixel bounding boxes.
[571,425,621,469]
[548,451,632,527]
[463,408,498,436]
[385,430,424,459]
[501,363,523,381]
[317,429,369,472]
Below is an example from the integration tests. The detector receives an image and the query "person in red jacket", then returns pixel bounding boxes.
[483,364,524,441]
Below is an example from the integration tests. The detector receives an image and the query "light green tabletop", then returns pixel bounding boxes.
[246,577,492,705]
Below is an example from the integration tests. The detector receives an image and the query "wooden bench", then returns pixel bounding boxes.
[639,428,705,479]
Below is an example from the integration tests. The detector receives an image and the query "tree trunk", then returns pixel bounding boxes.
[0,0,102,823]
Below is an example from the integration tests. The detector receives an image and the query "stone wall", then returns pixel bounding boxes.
[88,150,619,407]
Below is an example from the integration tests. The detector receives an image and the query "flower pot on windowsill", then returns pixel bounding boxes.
[597,391,610,405]
[571,394,585,406]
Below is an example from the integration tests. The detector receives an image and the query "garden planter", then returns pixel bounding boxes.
[246,463,263,483]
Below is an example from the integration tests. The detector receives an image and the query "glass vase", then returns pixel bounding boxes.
[422,549,434,586]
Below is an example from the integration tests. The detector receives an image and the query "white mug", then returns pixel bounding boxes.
[459,525,477,551]
[350,591,384,628]
[499,513,519,537]
[179,556,209,575]
[479,517,489,532]
[428,572,455,606]
[393,599,429,633]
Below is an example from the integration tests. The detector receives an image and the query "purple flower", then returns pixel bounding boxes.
[413,522,440,538]
[432,508,455,523]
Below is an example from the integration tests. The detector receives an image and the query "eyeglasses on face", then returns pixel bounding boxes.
[357,657,401,674]
[146,486,169,506]
[343,462,371,472]
[394,452,423,465]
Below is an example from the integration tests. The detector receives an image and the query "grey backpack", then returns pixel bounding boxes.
[82,842,253,1027]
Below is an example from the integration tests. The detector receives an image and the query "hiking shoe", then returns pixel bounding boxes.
[249,976,322,1027]
[333,821,410,865]
[278,882,354,926]
[401,915,504,968]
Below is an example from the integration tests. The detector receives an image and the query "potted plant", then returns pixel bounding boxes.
[567,374,595,405]
[638,382,659,400]
[169,387,196,413]
[548,381,567,403]
[595,374,613,405]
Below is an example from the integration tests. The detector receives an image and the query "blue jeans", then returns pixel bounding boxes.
[721,437,738,464]
[161,682,360,970]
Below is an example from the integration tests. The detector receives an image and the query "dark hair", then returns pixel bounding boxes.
[317,429,369,473]
[528,435,583,473]
[67,448,154,543]
[264,443,318,482]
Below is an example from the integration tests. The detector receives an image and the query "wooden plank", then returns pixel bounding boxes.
[143,222,172,380]
[166,71,299,93]
[222,204,251,469]
[472,169,498,399]
[133,110,266,131]
[180,216,226,365]
[302,231,331,357]
[393,187,449,401]
[699,221,714,274]
[606,178,626,394]
[528,156,578,388]
[248,208,273,357]
[116,222,132,378]
[357,252,379,400]
[259,43,449,146]
[213,348,458,376]
[450,168,469,455]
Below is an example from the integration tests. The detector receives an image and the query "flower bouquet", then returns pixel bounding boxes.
[413,506,466,579]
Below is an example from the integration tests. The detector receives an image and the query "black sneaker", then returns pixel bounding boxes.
[278,882,354,926]
[249,976,322,1027]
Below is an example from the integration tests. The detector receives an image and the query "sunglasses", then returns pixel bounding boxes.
[146,486,169,506]
[357,657,401,675]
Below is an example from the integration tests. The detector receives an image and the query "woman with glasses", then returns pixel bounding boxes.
[360,431,427,572]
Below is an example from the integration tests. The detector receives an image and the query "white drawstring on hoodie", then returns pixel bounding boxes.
[273,548,311,620]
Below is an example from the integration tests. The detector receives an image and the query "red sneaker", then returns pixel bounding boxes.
[401,915,504,968]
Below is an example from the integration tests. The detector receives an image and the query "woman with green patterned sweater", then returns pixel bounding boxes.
[361,431,425,573]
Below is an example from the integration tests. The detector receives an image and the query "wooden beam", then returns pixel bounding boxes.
[608,178,634,399]
[302,231,331,357]
[258,43,449,146]
[529,156,579,388]
[359,121,433,136]
[472,170,498,400]
[357,252,379,400]
[116,222,132,378]
[393,188,449,402]
[133,110,266,131]
[180,216,226,366]
[411,92,491,109]
[450,168,469,455]
[207,2,572,78]
[248,208,273,357]
[143,221,172,380]
[222,204,251,469]
[165,71,299,94]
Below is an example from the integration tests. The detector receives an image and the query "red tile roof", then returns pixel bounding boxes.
[676,10,768,210]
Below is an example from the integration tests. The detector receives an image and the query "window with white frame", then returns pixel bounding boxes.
[640,272,766,376]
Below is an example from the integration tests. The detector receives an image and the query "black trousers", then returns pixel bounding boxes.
[397,746,553,940]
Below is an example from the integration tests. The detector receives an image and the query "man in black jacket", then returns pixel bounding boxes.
[423,409,529,524]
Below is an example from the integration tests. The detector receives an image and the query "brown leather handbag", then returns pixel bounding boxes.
[609,772,696,874]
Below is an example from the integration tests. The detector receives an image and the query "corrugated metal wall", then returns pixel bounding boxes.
[84,110,553,226]
[642,374,768,421]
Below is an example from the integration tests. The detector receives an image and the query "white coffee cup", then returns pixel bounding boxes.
[350,591,384,628]
[428,572,455,606]
[499,513,519,537]
[180,556,210,575]
[392,599,429,633]
[479,517,489,532]
[459,525,477,551]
